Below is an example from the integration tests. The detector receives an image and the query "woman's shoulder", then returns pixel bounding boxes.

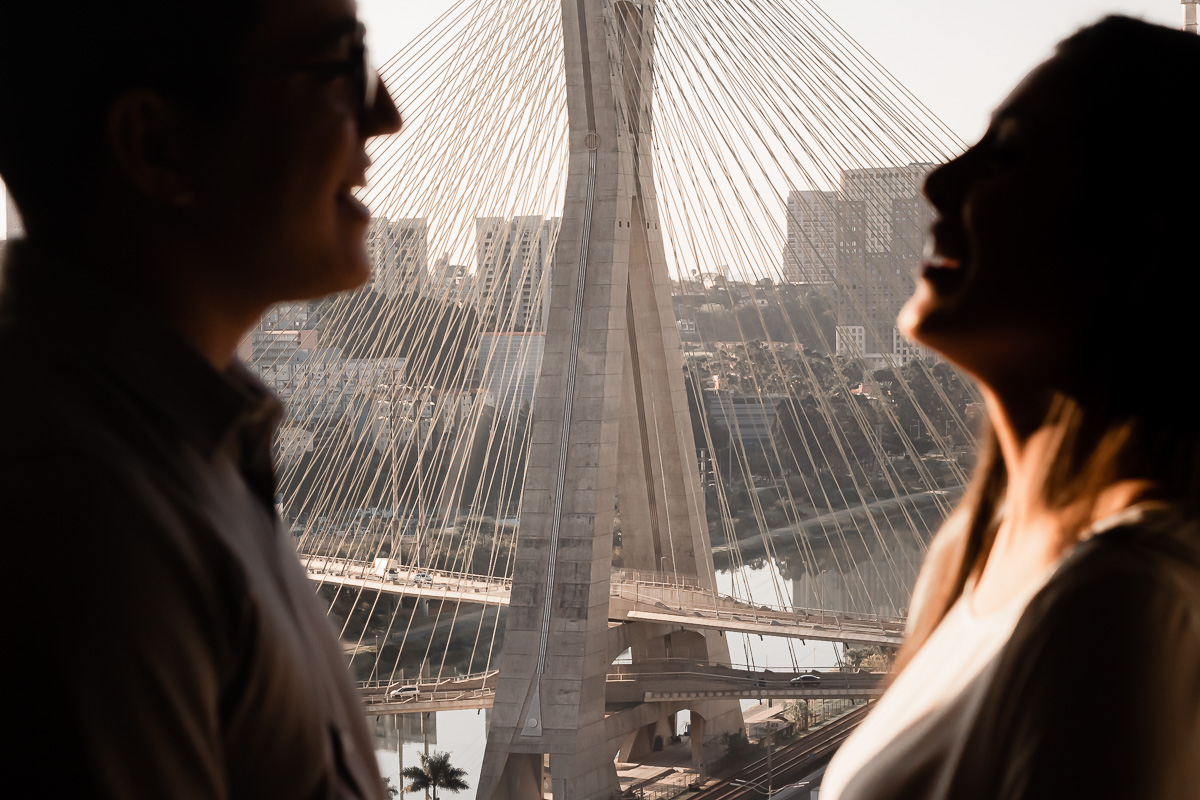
[996,505,1200,701]
[1037,505,1200,619]
[969,509,1200,798]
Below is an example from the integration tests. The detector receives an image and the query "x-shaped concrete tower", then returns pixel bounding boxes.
[479,3,743,798]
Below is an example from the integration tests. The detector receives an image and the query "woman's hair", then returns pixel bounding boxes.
[897,16,1200,670]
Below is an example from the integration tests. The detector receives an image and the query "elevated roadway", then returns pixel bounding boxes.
[307,559,904,646]
[358,665,883,715]
[605,661,884,705]
[303,557,512,606]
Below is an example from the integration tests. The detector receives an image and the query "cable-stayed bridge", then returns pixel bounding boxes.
[245,0,977,795]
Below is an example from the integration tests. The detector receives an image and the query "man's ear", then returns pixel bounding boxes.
[106,91,196,207]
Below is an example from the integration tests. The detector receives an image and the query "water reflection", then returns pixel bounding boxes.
[358,500,945,795]
[373,710,487,798]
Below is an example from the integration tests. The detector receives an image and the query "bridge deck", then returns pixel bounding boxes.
[358,665,882,715]
[304,558,512,606]
[307,558,904,645]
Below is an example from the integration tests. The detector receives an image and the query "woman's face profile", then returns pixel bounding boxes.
[898,55,1098,396]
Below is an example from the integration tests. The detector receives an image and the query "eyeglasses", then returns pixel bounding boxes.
[294,22,380,115]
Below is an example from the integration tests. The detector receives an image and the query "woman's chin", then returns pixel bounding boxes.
[897,288,941,344]
[897,288,970,361]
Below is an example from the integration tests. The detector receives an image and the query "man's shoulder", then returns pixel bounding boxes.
[0,316,107,444]
[0,322,211,565]
[0,314,172,472]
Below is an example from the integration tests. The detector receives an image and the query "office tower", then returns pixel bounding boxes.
[368,217,429,297]
[835,164,935,367]
[783,189,838,285]
[475,216,559,331]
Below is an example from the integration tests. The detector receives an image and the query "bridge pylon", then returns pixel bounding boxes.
[478,2,743,798]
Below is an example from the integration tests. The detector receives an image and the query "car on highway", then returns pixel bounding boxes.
[385,568,400,582]
[389,685,420,698]
[790,673,821,685]
[414,572,434,583]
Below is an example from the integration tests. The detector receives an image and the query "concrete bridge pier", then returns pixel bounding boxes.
[478,2,743,796]
[491,752,544,799]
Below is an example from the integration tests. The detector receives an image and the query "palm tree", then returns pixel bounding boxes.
[402,751,470,799]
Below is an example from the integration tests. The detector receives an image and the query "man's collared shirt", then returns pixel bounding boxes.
[0,243,384,800]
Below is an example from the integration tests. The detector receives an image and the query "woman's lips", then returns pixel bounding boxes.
[337,189,371,223]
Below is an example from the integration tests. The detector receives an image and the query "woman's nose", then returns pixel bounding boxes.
[922,148,973,210]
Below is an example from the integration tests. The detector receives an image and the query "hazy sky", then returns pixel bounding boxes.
[0,0,1186,238]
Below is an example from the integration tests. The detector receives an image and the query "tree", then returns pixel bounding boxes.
[330,288,480,388]
[402,751,470,799]
[782,699,812,732]
[719,730,755,761]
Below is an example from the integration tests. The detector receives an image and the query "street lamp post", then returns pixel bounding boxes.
[389,386,399,563]
[765,732,773,799]
[415,385,434,571]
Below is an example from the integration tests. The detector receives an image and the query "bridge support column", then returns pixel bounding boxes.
[479,3,742,797]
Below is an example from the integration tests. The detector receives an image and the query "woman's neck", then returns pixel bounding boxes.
[971,391,1157,614]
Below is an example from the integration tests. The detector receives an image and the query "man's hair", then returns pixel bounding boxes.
[0,2,262,233]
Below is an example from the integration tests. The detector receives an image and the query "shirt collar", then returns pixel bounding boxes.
[0,240,283,459]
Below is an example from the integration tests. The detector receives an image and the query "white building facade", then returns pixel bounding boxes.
[783,189,838,285]
[368,217,429,297]
[475,216,559,331]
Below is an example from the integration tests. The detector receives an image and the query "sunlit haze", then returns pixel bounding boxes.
[0,0,1182,239]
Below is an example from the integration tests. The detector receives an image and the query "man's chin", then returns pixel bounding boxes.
[275,257,372,302]
[332,256,373,294]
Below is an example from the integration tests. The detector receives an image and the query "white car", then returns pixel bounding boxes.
[389,685,420,698]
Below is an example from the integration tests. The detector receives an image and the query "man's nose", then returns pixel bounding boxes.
[364,74,402,137]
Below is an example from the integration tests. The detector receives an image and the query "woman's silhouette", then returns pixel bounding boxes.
[821,16,1200,800]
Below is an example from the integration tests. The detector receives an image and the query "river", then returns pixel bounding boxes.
[367,523,930,797]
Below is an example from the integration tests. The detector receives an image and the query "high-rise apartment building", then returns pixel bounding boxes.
[477,331,545,418]
[834,164,935,367]
[368,217,428,297]
[430,254,473,303]
[475,216,559,331]
[783,189,838,285]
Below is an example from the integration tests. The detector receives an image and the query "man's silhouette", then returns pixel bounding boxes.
[0,1,402,796]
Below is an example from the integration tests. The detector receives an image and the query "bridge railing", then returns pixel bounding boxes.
[609,578,907,631]
[302,555,514,592]
[605,658,884,682]
[611,568,703,588]
[358,668,500,693]
[368,687,496,708]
